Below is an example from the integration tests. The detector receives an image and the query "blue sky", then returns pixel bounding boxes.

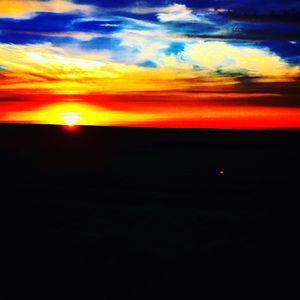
[0,0,299,65]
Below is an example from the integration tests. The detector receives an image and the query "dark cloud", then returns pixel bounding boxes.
[221,10,300,25]
[183,32,300,42]
[207,94,300,108]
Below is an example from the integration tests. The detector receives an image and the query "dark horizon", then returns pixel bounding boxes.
[4,123,298,297]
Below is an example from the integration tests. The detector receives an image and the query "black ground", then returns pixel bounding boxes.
[2,124,299,298]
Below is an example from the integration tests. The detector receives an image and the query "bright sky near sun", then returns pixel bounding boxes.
[0,0,299,128]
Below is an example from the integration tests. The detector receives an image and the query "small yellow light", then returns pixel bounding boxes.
[219,170,224,175]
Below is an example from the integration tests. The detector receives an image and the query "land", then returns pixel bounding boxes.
[2,124,299,298]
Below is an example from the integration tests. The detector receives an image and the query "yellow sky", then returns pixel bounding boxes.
[0,0,94,19]
[0,42,298,95]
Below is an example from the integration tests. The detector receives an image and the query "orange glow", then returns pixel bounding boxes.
[0,101,161,126]
[1,94,300,129]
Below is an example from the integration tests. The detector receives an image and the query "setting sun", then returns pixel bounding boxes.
[61,112,80,127]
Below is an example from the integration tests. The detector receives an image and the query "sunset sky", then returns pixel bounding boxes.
[0,0,299,128]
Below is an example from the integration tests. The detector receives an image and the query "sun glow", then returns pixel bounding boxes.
[1,101,161,126]
[61,112,80,127]
[2,94,300,129]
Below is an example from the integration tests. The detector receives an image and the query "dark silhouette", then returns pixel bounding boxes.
[3,124,298,298]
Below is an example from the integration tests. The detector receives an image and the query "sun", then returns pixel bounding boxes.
[61,112,80,127]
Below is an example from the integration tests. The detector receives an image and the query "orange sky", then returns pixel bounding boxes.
[1,93,300,129]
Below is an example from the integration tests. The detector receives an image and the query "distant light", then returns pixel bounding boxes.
[62,113,80,127]
[219,170,224,175]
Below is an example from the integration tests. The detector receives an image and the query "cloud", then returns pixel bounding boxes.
[114,30,299,81]
[118,3,201,23]
[0,0,95,19]
[20,31,111,41]
[117,29,170,63]
[0,43,198,94]
[182,41,299,78]
[157,3,200,23]
[0,40,298,95]
[222,10,300,25]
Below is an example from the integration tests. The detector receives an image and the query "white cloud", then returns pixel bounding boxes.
[117,29,171,63]
[157,3,199,23]
[183,42,299,78]
[100,24,120,27]
[29,31,109,41]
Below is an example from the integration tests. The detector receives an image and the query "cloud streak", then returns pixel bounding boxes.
[0,0,95,19]
[157,3,200,23]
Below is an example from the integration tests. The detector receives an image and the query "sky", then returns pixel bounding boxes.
[0,0,299,128]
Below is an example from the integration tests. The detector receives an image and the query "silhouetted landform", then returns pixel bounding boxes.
[3,124,298,298]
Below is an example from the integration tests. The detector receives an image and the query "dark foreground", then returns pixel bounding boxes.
[2,124,299,298]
